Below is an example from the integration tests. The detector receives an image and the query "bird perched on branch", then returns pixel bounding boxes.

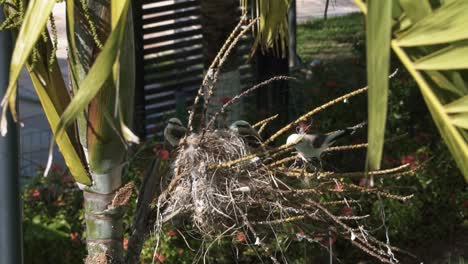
[229,120,262,148]
[164,118,187,148]
[287,122,367,168]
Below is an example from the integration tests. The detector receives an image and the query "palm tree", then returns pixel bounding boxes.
[0,0,135,261]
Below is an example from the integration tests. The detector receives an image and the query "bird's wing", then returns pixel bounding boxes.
[171,126,187,139]
[309,134,326,148]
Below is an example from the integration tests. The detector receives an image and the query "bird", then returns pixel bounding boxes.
[164,118,187,148]
[287,122,366,168]
[229,120,262,148]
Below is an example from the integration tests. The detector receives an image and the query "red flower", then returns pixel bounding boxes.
[69,232,80,244]
[29,189,41,199]
[157,149,170,160]
[220,97,232,105]
[235,231,247,242]
[341,206,353,217]
[166,229,178,237]
[401,154,417,168]
[154,252,165,263]
[123,237,129,250]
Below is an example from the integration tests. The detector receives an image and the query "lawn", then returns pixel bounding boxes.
[297,12,364,61]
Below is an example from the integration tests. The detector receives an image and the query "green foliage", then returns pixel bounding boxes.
[22,166,86,264]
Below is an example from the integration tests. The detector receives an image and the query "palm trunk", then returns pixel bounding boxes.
[83,185,124,263]
[201,0,242,127]
[69,0,131,262]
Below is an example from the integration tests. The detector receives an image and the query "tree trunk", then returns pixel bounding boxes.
[201,0,242,127]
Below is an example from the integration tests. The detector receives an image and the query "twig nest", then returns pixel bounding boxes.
[161,129,268,236]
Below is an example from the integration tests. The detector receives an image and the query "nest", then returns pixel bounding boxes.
[159,130,271,236]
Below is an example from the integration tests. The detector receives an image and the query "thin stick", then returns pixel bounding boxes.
[264,156,296,169]
[252,215,306,225]
[187,15,248,132]
[325,143,368,152]
[205,76,293,130]
[253,114,279,128]
[325,133,407,152]
[282,164,411,178]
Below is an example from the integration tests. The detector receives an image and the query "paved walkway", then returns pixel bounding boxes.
[297,0,360,23]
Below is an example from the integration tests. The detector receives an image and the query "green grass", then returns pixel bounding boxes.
[297,12,364,61]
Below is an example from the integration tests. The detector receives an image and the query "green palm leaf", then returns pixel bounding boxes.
[1,0,55,134]
[358,0,468,181]
[365,0,392,172]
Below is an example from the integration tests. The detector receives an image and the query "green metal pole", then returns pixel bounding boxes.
[0,7,23,264]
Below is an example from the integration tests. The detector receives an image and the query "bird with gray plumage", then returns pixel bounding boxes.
[287,122,366,164]
[164,118,187,147]
[229,120,262,148]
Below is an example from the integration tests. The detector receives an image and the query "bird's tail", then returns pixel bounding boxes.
[327,121,367,142]
[348,121,367,134]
